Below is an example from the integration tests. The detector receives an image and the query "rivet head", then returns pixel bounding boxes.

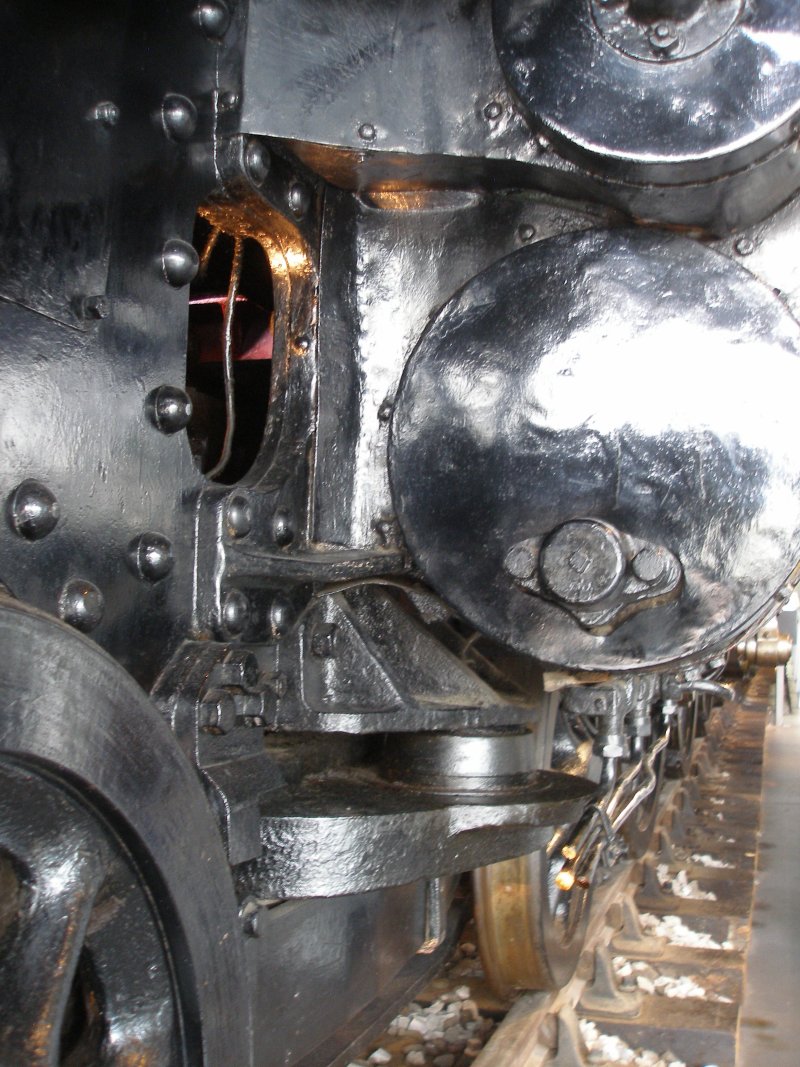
[377,399,393,423]
[127,532,174,583]
[76,294,110,320]
[518,223,537,244]
[221,589,250,635]
[483,100,502,121]
[193,0,231,39]
[271,507,294,547]
[58,579,104,632]
[161,238,199,287]
[161,94,198,141]
[358,122,377,142]
[734,236,755,257]
[8,480,60,541]
[226,494,253,539]
[244,138,270,186]
[311,623,338,658]
[288,182,310,219]
[269,595,294,638]
[89,101,119,127]
[146,385,193,434]
[293,334,311,354]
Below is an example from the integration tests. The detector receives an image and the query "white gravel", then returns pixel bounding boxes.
[612,957,732,1003]
[639,912,733,951]
[368,1051,392,1065]
[579,1019,686,1066]
[689,853,733,869]
[380,980,493,1064]
[654,864,718,901]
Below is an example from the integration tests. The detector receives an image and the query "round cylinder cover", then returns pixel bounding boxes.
[492,0,800,184]
[388,229,800,672]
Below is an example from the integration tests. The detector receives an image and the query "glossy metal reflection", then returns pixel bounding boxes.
[389,228,800,671]
[493,0,800,183]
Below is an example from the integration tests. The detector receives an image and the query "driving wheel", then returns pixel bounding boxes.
[473,704,593,996]
[0,596,249,1065]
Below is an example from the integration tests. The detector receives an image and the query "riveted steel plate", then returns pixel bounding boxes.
[389,228,800,672]
[492,0,800,183]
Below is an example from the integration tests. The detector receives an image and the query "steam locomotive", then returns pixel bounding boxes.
[2,1,799,1064]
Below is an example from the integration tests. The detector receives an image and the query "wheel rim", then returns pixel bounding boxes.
[0,759,181,1065]
[0,597,250,1067]
[473,714,593,996]
[474,839,591,996]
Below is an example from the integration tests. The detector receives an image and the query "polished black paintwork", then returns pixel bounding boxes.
[494,0,800,183]
[389,228,800,671]
[2,2,800,1065]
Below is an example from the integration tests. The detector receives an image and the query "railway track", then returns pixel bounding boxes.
[347,673,771,1067]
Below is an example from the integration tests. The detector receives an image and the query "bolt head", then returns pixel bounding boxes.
[504,542,537,581]
[271,507,294,547]
[648,21,680,54]
[221,589,250,635]
[199,689,237,733]
[220,648,260,689]
[8,480,59,541]
[161,93,198,141]
[127,532,174,583]
[269,670,289,698]
[226,494,253,539]
[244,138,270,186]
[269,595,294,638]
[539,519,625,606]
[311,623,338,658]
[193,0,231,39]
[58,579,104,632]
[147,385,193,434]
[161,238,199,287]
[89,101,119,127]
[76,294,109,320]
[288,182,310,219]
[631,546,666,584]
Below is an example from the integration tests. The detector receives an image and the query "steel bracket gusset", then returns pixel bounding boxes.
[191,483,406,645]
[152,639,289,865]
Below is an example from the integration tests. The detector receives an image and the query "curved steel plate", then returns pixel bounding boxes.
[492,0,800,183]
[389,228,800,671]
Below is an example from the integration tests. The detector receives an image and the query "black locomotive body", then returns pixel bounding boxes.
[2,2,800,1064]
